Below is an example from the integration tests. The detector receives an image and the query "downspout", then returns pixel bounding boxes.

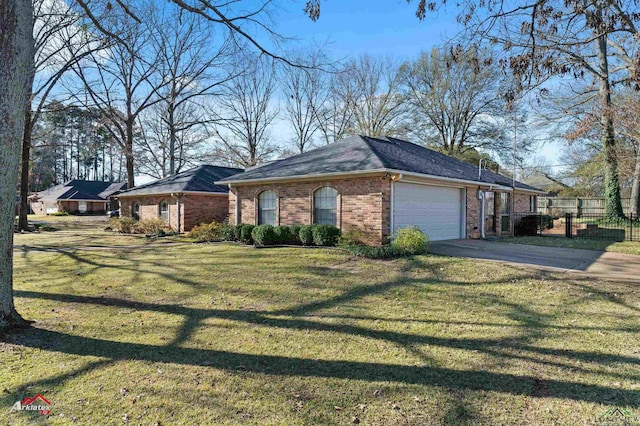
[479,190,485,239]
[390,174,403,235]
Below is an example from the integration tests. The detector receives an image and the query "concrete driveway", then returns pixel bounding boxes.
[429,239,640,283]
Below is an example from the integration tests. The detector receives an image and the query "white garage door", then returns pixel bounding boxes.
[393,183,463,241]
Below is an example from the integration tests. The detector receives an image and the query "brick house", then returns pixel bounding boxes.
[29,180,127,215]
[116,165,243,233]
[216,136,543,245]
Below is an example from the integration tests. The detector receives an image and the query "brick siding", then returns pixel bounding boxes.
[230,175,391,245]
[119,193,229,233]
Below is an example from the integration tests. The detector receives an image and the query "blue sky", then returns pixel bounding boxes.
[270,0,462,58]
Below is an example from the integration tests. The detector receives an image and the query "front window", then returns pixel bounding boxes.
[133,203,140,220]
[160,201,169,222]
[485,192,494,216]
[314,187,337,225]
[258,191,276,225]
[529,195,537,212]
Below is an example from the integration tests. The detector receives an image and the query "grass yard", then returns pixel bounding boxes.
[502,236,640,255]
[2,217,639,425]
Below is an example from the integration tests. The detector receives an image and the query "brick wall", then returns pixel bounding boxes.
[119,193,230,232]
[230,175,391,245]
[466,187,481,239]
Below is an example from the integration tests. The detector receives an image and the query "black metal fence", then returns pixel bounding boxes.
[511,212,640,242]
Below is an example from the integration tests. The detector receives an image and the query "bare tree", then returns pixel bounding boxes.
[211,55,279,167]
[68,3,166,187]
[315,70,354,145]
[281,50,328,153]
[17,0,106,230]
[152,4,237,176]
[337,55,407,137]
[401,46,513,157]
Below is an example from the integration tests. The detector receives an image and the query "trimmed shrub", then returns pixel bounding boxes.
[391,226,428,255]
[50,211,70,216]
[289,225,302,244]
[312,224,341,246]
[137,218,168,236]
[240,224,255,244]
[110,217,137,234]
[188,222,223,242]
[219,224,236,241]
[273,226,293,244]
[233,224,243,241]
[345,244,405,259]
[337,230,368,248]
[252,224,277,246]
[540,215,554,230]
[299,225,315,246]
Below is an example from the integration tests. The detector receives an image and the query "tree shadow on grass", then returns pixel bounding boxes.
[8,287,640,410]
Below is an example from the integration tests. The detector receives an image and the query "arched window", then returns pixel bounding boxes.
[133,203,140,220]
[159,201,169,223]
[258,190,277,225]
[314,187,337,226]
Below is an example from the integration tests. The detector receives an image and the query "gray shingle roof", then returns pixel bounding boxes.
[117,165,243,197]
[217,135,542,192]
[33,180,127,201]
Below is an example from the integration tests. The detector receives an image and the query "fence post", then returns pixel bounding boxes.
[630,213,633,242]
[565,213,572,238]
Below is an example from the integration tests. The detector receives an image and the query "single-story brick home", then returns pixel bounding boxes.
[116,165,243,232]
[216,136,544,245]
[29,180,127,215]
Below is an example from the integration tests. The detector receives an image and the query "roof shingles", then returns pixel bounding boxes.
[218,136,542,192]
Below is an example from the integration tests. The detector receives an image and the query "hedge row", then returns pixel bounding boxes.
[188,222,341,247]
[110,217,172,236]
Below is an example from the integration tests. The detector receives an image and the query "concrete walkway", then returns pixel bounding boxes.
[430,239,640,283]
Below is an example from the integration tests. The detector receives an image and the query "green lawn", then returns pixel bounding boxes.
[502,236,640,255]
[2,217,639,425]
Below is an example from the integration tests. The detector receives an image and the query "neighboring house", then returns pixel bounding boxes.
[116,165,243,232]
[523,172,570,196]
[29,180,127,215]
[216,136,544,245]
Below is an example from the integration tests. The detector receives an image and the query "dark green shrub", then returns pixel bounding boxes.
[240,224,255,244]
[540,215,554,230]
[49,211,69,216]
[252,224,277,246]
[312,224,341,246]
[233,224,243,241]
[273,226,293,244]
[299,225,314,246]
[391,226,428,254]
[337,230,368,248]
[188,222,223,242]
[345,245,406,259]
[219,224,236,241]
[289,225,302,244]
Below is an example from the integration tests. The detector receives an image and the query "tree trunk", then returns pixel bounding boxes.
[125,120,135,188]
[0,0,34,331]
[596,32,624,219]
[169,103,176,175]
[18,105,33,231]
[630,144,640,216]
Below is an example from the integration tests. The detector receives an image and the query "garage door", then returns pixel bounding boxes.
[393,183,463,241]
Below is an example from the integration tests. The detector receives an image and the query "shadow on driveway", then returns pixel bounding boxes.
[430,239,640,283]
